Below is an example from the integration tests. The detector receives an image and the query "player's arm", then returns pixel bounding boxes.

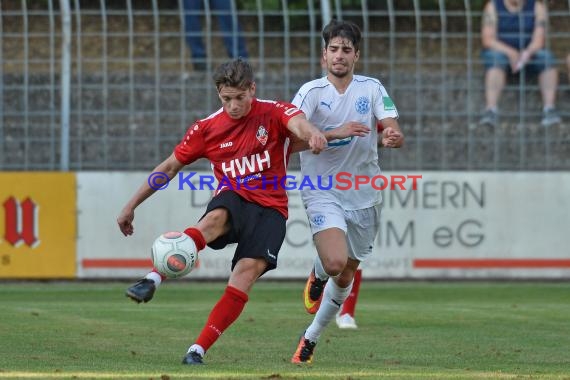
[286,113,327,154]
[289,134,309,153]
[379,117,404,148]
[117,152,185,236]
[290,121,371,153]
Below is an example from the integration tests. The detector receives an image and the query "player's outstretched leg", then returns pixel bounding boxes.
[303,257,329,314]
[126,227,206,304]
[336,268,362,329]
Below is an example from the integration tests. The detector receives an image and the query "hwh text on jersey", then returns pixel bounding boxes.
[221,150,270,178]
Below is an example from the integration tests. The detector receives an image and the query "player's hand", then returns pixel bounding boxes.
[329,122,370,140]
[309,132,327,154]
[381,127,404,148]
[117,207,135,236]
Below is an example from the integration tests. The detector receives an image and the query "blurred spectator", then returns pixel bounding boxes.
[479,0,561,128]
[567,53,570,83]
[184,0,249,71]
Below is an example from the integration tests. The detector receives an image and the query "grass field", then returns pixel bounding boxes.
[0,281,569,380]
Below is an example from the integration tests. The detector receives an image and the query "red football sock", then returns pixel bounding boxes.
[195,286,249,352]
[184,227,206,251]
[340,268,362,317]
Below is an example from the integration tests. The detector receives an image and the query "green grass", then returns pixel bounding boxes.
[0,281,569,379]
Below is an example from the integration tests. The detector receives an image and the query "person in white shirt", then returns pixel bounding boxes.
[290,19,404,363]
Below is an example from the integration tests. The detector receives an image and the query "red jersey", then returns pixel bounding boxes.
[174,98,303,218]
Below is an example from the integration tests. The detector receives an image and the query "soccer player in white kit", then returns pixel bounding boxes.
[291,19,404,363]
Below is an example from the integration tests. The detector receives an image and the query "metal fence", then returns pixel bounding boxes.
[1,0,569,171]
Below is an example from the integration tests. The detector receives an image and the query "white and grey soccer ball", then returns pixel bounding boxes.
[151,231,197,279]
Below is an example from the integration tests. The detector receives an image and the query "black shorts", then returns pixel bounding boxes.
[202,191,286,272]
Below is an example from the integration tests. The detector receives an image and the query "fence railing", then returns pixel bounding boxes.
[1,0,569,171]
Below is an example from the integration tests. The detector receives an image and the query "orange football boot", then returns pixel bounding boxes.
[303,268,328,314]
[291,333,317,364]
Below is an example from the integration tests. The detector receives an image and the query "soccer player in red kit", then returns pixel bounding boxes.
[117,59,367,365]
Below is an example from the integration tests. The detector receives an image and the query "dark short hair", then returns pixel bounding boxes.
[213,58,254,91]
[322,19,362,52]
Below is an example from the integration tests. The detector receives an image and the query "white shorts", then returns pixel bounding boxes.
[305,202,382,262]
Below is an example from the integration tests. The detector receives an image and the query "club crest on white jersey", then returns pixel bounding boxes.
[355,96,370,114]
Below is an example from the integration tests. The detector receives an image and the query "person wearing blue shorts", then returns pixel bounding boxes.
[479,0,561,128]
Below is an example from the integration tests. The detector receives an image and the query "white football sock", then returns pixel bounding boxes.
[305,279,352,342]
[145,271,162,287]
[188,344,205,357]
[313,256,329,281]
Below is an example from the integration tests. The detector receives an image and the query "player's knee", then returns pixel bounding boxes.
[322,258,346,277]
[200,208,229,231]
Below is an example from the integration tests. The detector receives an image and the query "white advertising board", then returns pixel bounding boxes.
[77,172,570,279]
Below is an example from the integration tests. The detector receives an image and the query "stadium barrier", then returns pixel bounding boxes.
[1,171,569,280]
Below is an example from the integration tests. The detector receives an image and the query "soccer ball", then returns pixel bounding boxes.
[151,231,197,279]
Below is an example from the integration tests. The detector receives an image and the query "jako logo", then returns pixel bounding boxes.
[3,197,40,248]
[220,141,233,149]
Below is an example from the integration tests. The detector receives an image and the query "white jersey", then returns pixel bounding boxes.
[292,75,399,210]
